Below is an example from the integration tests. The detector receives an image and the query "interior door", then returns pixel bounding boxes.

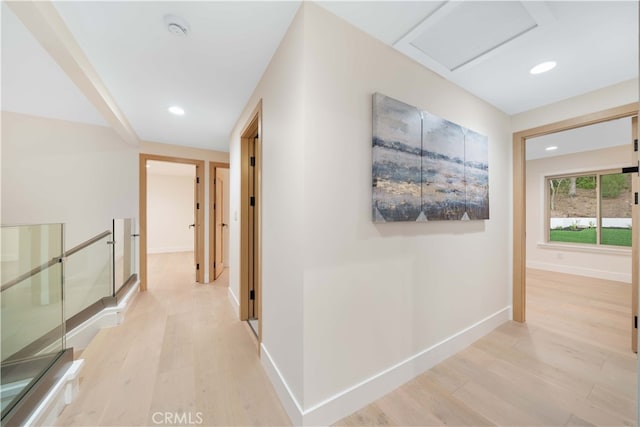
[214,170,225,280]
[193,176,198,267]
[248,137,257,318]
[632,116,638,353]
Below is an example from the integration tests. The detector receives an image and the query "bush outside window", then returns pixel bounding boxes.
[547,171,632,247]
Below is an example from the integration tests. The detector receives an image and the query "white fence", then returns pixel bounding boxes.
[550,218,632,229]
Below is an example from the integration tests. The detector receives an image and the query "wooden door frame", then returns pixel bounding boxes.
[240,100,262,344]
[139,153,206,291]
[209,161,230,281]
[512,102,638,322]
[632,116,638,352]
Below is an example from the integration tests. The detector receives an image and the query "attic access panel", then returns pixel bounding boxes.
[394,1,555,78]
[410,1,537,72]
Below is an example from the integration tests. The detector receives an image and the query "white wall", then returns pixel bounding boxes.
[230,3,512,424]
[228,4,306,420]
[301,3,511,422]
[513,77,638,283]
[147,173,195,254]
[1,112,138,248]
[141,140,229,282]
[526,146,632,282]
[512,79,638,132]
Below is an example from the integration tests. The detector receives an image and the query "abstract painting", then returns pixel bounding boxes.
[373,93,489,222]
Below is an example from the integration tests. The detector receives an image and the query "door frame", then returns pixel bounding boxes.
[632,116,638,351]
[512,102,638,322]
[239,100,262,343]
[209,161,230,281]
[139,153,206,290]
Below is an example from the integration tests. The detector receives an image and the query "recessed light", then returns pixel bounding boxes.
[545,146,558,151]
[530,61,557,75]
[168,106,185,116]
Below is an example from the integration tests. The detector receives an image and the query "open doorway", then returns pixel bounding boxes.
[146,160,196,283]
[139,154,205,290]
[512,103,638,349]
[524,117,636,353]
[239,101,262,342]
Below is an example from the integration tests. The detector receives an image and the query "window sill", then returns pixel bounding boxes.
[537,242,631,256]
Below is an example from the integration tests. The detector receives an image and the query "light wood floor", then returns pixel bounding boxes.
[337,269,636,426]
[56,261,636,426]
[55,252,290,427]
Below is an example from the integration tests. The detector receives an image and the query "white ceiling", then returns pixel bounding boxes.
[526,117,632,160]
[51,1,301,151]
[1,1,637,153]
[1,3,107,126]
[319,1,638,115]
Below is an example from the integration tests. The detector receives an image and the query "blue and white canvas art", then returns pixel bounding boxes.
[372,93,489,222]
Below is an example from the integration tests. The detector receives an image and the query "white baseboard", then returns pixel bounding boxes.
[261,306,511,426]
[260,345,304,426]
[147,247,193,254]
[227,287,240,316]
[66,280,140,351]
[527,261,631,283]
[24,359,84,427]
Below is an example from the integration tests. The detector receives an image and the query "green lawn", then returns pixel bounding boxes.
[550,227,631,247]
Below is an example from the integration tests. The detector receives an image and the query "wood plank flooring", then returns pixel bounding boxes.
[56,260,636,426]
[336,269,636,426]
[55,252,290,427]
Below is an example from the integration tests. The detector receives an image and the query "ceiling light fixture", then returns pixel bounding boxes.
[168,106,185,116]
[545,146,558,151]
[164,14,190,37]
[530,61,557,75]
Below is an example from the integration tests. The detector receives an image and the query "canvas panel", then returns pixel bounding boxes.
[372,93,422,222]
[372,93,489,222]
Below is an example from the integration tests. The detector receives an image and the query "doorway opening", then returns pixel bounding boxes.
[139,154,205,290]
[240,101,262,342]
[209,162,230,282]
[525,117,637,355]
[512,103,638,351]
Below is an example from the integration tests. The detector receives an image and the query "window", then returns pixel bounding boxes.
[547,170,632,247]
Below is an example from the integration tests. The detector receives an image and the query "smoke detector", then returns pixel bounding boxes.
[164,14,190,37]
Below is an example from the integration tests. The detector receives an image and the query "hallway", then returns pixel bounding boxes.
[55,252,290,426]
[337,270,636,426]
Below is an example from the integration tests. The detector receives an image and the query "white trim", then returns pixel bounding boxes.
[261,306,510,426]
[537,242,631,256]
[527,260,631,283]
[260,344,304,426]
[65,280,139,350]
[23,359,84,427]
[227,287,240,315]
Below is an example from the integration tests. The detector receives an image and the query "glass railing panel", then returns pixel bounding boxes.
[1,223,65,417]
[130,219,137,280]
[1,263,65,361]
[1,224,65,361]
[64,233,112,320]
[113,218,137,295]
[1,224,63,291]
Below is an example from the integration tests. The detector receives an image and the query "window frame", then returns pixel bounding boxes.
[545,168,631,248]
